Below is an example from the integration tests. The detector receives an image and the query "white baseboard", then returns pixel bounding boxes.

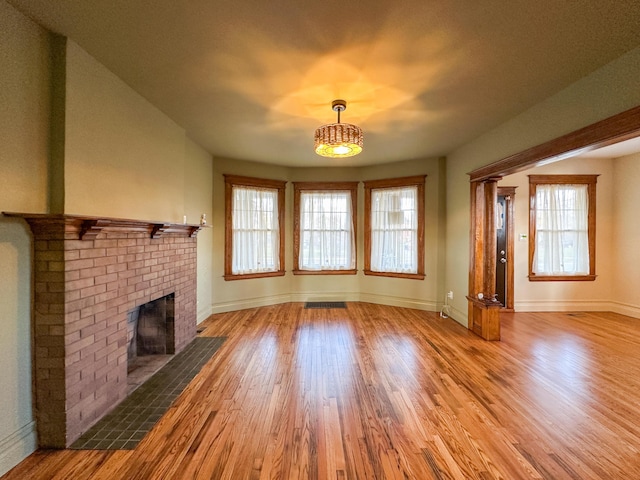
[609,301,640,319]
[514,299,612,312]
[444,305,468,328]
[197,304,213,324]
[210,293,440,315]
[289,292,361,303]
[358,293,437,311]
[0,422,37,477]
[210,294,293,314]
[433,300,640,329]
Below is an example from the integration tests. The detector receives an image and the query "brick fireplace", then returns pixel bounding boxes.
[5,213,203,448]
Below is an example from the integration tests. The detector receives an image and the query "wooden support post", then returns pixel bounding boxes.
[467,178,502,340]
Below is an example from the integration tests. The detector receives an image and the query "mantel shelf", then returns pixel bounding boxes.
[2,212,207,239]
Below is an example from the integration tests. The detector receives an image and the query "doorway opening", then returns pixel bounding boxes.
[467,105,640,339]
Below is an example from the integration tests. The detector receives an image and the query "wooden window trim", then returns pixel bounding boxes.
[528,174,597,281]
[224,174,287,281]
[363,175,426,280]
[293,181,358,275]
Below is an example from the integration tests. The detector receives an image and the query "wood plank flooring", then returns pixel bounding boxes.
[4,303,640,479]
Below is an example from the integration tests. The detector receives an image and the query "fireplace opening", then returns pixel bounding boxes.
[127,293,176,393]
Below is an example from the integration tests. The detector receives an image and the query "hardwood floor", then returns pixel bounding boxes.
[4,303,640,479]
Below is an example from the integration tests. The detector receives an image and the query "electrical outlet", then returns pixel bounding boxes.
[447,291,453,300]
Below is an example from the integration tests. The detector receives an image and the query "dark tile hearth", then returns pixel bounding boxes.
[70,336,226,450]
[126,354,173,395]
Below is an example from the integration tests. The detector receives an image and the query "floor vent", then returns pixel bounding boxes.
[305,301,347,309]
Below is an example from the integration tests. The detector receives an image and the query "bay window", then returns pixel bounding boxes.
[293,182,358,274]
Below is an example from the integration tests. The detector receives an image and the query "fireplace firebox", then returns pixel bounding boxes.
[128,293,175,365]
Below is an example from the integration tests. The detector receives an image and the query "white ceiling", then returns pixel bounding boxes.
[8,0,640,167]
[578,136,640,159]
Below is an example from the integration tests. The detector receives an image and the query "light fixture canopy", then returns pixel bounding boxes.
[314,99,363,158]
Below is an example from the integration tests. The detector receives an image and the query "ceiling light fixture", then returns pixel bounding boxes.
[314,99,363,158]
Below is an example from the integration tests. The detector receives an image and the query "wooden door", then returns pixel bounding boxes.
[496,187,516,310]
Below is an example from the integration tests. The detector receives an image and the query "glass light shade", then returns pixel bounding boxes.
[314,122,363,158]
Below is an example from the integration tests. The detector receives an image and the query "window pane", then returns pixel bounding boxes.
[232,186,279,274]
[299,191,354,270]
[370,186,418,273]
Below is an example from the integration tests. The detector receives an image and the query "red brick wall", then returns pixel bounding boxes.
[31,220,197,447]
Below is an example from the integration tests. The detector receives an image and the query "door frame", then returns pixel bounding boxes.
[467,105,640,338]
[497,187,516,311]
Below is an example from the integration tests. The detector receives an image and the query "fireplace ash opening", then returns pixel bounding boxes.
[127,293,175,375]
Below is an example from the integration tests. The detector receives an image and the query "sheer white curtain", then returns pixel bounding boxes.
[371,186,418,273]
[533,184,589,275]
[299,191,355,270]
[232,186,279,274]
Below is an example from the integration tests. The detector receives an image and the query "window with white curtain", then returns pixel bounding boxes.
[370,186,418,273]
[224,175,286,280]
[293,182,358,274]
[364,176,426,279]
[232,186,279,273]
[529,175,597,281]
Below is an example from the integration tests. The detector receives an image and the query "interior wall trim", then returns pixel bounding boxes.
[289,292,361,304]
[210,294,439,315]
[0,422,37,478]
[197,304,214,324]
[357,294,437,312]
[468,105,640,182]
[610,302,640,320]
[514,300,617,312]
[210,294,294,315]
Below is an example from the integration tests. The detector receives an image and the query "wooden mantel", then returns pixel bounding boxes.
[2,212,205,239]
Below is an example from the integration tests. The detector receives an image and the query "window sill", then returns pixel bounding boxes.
[364,270,425,280]
[528,274,596,282]
[292,269,357,275]
[224,270,285,281]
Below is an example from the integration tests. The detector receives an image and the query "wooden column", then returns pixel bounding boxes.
[467,178,502,340]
